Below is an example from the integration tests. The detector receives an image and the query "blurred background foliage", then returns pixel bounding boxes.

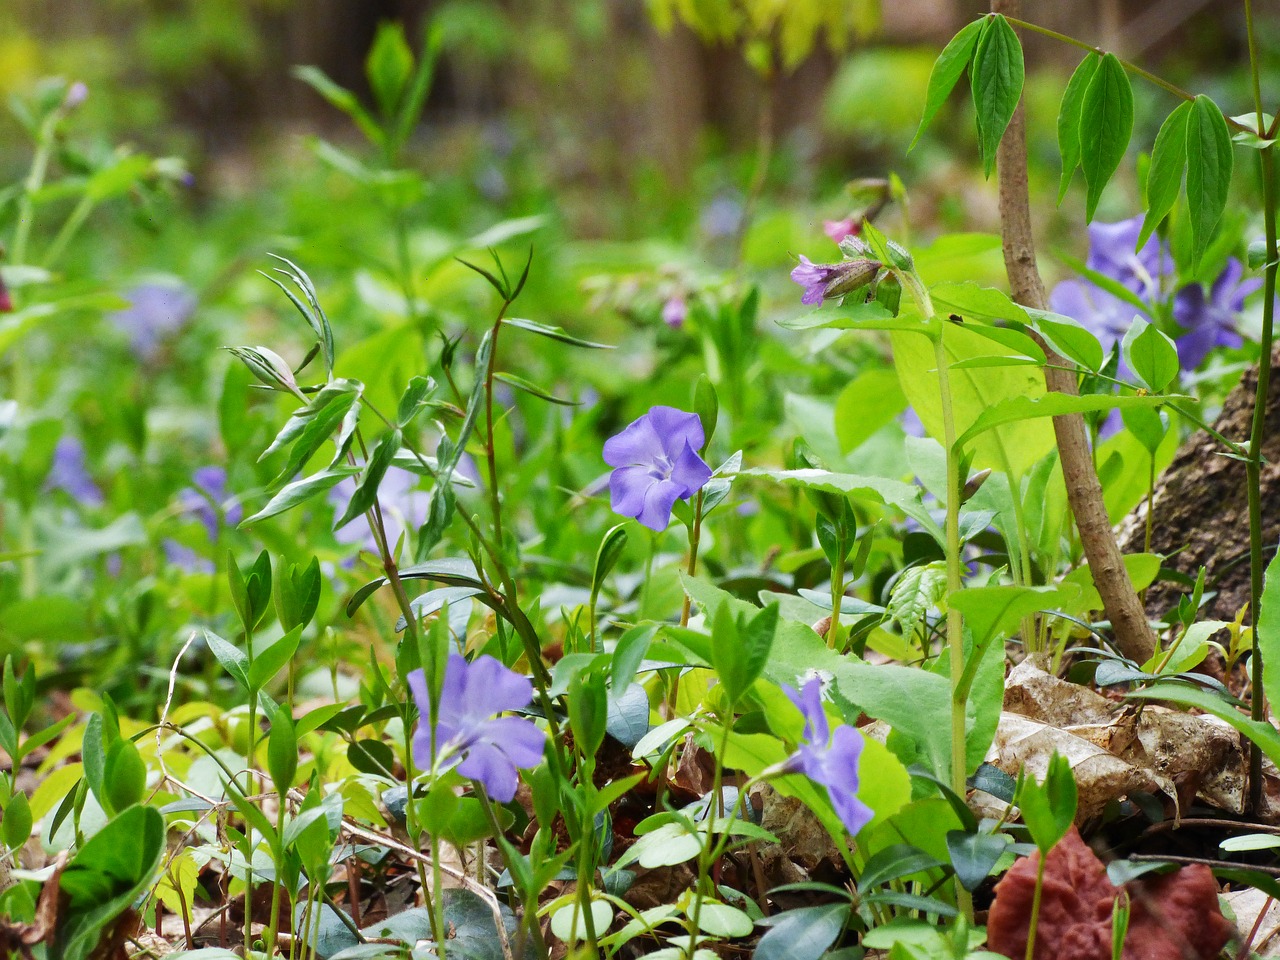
[1,0,1277,699]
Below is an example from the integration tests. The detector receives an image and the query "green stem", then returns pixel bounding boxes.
[1244,0,1276,813]
[264,801,286,955]
[41,195,96,269]
[1025,855,1046,960]
[686,719,733,959]
[680,490,706,628]
[996,13,1254,133]
[483,299,514,550]
[829,547,846,650]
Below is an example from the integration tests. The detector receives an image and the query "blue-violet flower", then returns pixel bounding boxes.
[781,677,873,837]
[603,406,712,532]
[407,653,547,803]
[45,436,103,506]
[1172,257,1261,369]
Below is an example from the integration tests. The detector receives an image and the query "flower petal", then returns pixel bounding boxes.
[462,654,534,716]
[645,406,705,460]
[635,478,685,531]
[609,465,653,518]
[602,414,664,467]
[484,716,547,770]
[457,741,520,802]
[669,440,712,498]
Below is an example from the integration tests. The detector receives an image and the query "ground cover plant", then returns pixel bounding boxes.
[6,1,1280,958]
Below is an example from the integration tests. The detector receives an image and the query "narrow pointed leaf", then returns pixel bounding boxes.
[910,18,985,151]
[1080,53,1134,221]
[1138,100,1192,248]
[1185,95,1234,268]
[1057,53,1101,203]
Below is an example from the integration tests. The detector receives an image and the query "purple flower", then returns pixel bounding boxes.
[177,466,241,540]
[328,467,430,559]
[109,282,197,360]
[1083,217,1172,300]
[790,256,881,307]
[163,538,214,574]
[45,436,103,506]
[407,653,547,803]
[1048,279,1146,356]
[1172,258,1261,369]
[781,677,873,837]
[603,406,712,532]
[662,296,687,330]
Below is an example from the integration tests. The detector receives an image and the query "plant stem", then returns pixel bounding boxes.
[1244,0,1277,813]
[680,490,706,627]
[1025,854,1046,960]
[483,299,514,550]
[686,719,733,959]
[933,333,974,922]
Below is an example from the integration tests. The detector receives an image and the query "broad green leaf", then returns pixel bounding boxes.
[946,830,1010,892]
[247,626,303,692]
[910,18,986,150]
[1139,100,1192,248]
[268,712,298,795]
[834,660,951,776]
[366,21,413,118]
[1080,53,1134,221]
[887,561,947,642]
[1185,95,1234,268]
[835,368,907,452]
[1121,318,1179,393]
[947,584,1080,650]
[891,322,1054,477]
[1015,752,1077,853]
[1057,53,1101,202]
[1026,309,1105,371]
[969,14,1024,178]
[3,791,31,849]
[102,738,146,814]
[953,391,1167,452]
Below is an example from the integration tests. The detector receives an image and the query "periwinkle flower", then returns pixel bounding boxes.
[1172,257,1261,369]
[45,436,103,506]
[177,466,241,540]
[163,538,214,574]
[407,653,547,803]
[110,282,197,360]
[780,677,873,837]
[790,256,881,307]
[1082,217,1172,300]
[603,406,712,532]
[1048,279,1144,357]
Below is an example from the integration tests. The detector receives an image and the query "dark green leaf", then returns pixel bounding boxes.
[946,830,1010,891]
[334,429,403,530]
[1057,53,1101,203]
[753,903,851,960]
[1080,53,1134,221]
[241,466,359,526]
[911,18,986,151]
[1139,100,1192,248]
[268,712,298,795]
[1185,95,1233,268]
[969,14,1024,178]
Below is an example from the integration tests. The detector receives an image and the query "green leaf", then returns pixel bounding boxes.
[1257,548,1280,715]
[910,18,986,151]
[292,66,383,146]
[396,376,435,427]
[1079,53,1134,221]
[947,584,1079,651]
[241,466,359,526]
[3,791,31,850]
[247,626,304,692]
[1139,101,1192,248]
[946,830,1010,892]
[833,660,952,777]
[501,317,613,349]
[102,738,146,814]
[492,371,578,406]
[1057,53,1101,203]
[366,21,414,118]
[1015,752,1077,853]
[1185,95,1234,268]
[835,368,907,452]
[969,14,1024,178]
[953,391,1167,452]
[1026,308,1105,371]
[755,903,851,960]
[335,430,403,530]
[268,712,298,795]
[1121,318,1180,393]
[888,562,947,643]
[58,806,166,960]
[591,523,629,600]
[712,603,778,706]
[346,557,486,617]
[203,629,250,690]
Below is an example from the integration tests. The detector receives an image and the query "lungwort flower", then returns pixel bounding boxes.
[780,677,873,837]
[790,256,882,306]
[603,406,712,532]
[407,653,547,803]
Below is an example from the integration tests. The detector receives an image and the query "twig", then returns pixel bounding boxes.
[991,0,1156,664]
[1130,853,1280,876]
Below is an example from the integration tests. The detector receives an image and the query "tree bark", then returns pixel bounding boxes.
[1118,350,1280,622]
[991,0,1156,664]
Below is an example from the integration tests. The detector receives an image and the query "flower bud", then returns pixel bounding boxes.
[823,258,882,301]
[885,240,914,272]
[838,235,873,259]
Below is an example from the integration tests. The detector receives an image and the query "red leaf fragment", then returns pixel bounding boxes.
[987,827,1234,960]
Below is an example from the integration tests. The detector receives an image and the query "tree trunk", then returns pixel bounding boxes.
[1118,350,1280,623]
